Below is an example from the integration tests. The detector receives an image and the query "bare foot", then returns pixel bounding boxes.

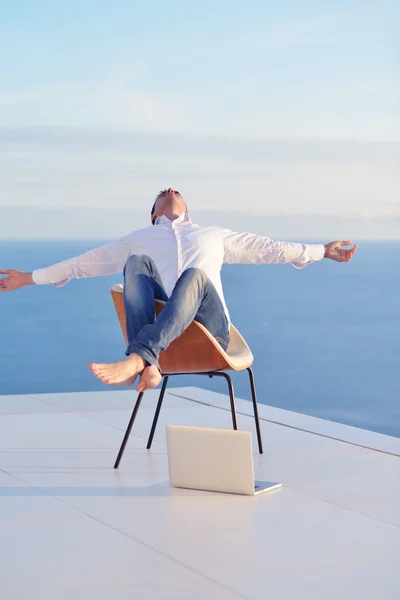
[89,353,146,386]
[136,365,162,393]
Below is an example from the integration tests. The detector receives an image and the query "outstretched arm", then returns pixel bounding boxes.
[0,236,134,293]
[222,229,357,267]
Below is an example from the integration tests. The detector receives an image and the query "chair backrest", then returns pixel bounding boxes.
[110,284,253,373]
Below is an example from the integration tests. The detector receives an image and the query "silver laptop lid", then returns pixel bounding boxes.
[166,425,255,495]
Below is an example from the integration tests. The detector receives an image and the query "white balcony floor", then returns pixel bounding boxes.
[0,387,399,600]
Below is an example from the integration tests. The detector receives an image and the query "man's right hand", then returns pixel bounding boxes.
[0,270,34,292]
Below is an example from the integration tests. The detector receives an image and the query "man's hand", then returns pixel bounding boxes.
[324,241,358,262]
[0,270,34,292]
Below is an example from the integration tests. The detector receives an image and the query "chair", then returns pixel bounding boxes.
[110,284,263,468]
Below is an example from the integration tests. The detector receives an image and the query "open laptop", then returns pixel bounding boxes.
[166,425,282,496]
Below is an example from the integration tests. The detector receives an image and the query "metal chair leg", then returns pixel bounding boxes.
[114,391,145,469]
[223,373,238,430]
[146,376,169,449]
[247,367,263,454]
[209,372,238,430]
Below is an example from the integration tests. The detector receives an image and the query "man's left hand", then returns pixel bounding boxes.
[324,241,358,262]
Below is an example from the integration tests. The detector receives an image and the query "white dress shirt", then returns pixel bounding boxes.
[32,213,325,321]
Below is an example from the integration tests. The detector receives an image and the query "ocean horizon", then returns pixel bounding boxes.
[1,239,399,438]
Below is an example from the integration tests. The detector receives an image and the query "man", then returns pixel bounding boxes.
[0,188,358,392]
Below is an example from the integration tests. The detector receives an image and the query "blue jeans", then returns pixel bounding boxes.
[123,255,230,371]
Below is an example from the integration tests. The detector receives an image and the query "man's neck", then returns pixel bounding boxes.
[163,212,181,221]
[160,210,186,222]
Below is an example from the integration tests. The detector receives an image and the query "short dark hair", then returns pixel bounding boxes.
[151,189,187,224]
[151,201,157,223]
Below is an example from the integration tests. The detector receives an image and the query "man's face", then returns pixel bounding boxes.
[152,188,187,222]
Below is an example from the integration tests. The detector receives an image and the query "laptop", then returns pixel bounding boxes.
[166,425,282,496]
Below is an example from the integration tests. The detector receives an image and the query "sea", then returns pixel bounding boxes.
[0,240,399,438]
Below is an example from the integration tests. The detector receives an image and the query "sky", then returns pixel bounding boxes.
[1,0,399,239]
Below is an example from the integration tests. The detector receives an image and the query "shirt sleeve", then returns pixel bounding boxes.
[221,229,325,269]
[32,235,134,287]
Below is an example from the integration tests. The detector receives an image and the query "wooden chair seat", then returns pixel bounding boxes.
[111,284,254,373]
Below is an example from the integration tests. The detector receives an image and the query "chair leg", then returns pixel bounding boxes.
[211,372,238,430]
[146,376,169,449]
[225,374,238,430]
[247,367,264,454]
[114,391,145,469]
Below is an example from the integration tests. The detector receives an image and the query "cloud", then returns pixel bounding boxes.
[1,126,398,162]
[0,127,397,220]
[0,81,191,132]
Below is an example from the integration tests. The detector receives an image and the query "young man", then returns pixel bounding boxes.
[0,188,358,392]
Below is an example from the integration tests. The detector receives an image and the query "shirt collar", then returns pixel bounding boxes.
[154,212,192,226]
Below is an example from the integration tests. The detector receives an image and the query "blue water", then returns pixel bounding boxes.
[1,240,399,437]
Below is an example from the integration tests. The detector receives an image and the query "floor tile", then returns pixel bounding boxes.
[254,450,400,505]
[1,512,202,598]
[0,394,63,415]
[244,558,399,600]
[333,493,400,527]
[28,389,191,413]
[1,446,167,474]
[175,387,400,456]
[18,578,245,600]
[87,405,370,458]
[0,470,81,526]
[39,485,399,595]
